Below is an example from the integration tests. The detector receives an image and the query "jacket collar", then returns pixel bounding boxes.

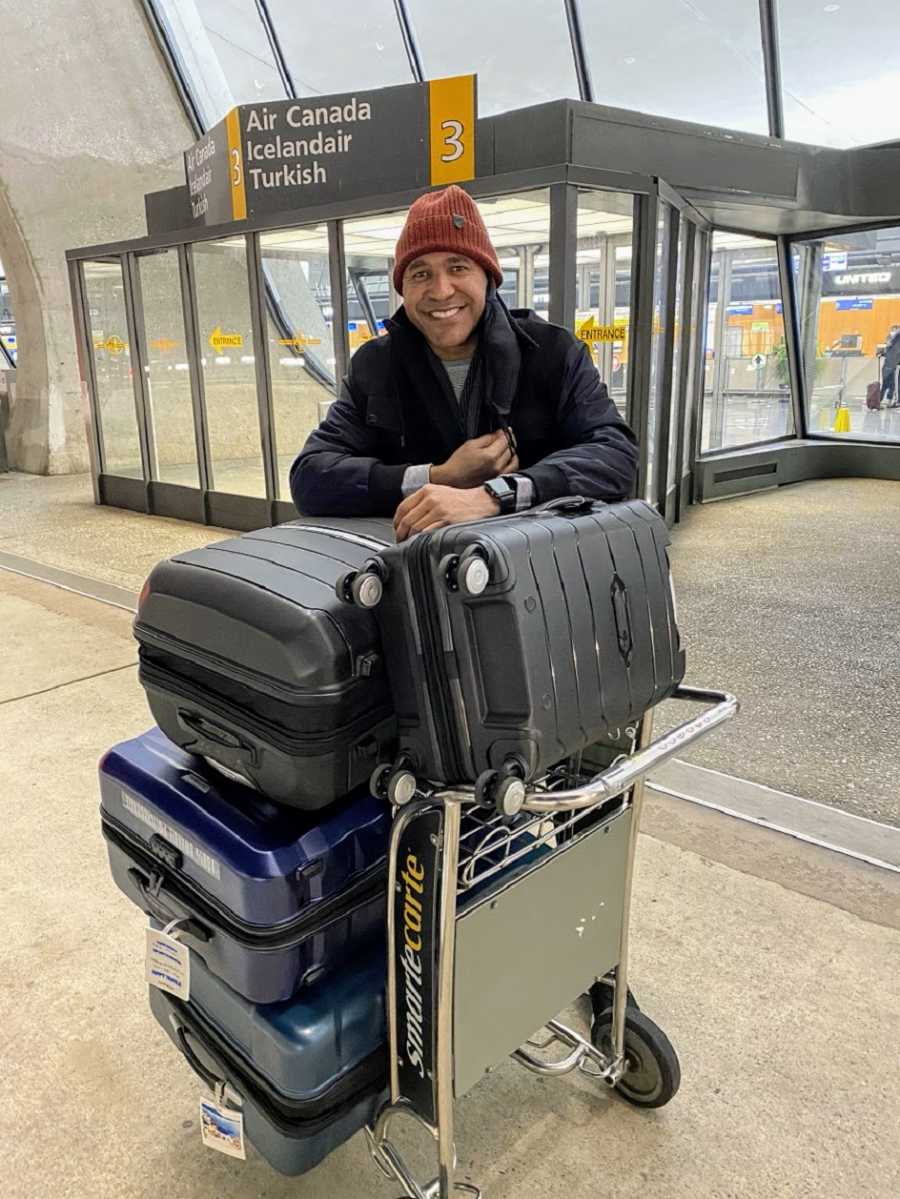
[384,286,537,420]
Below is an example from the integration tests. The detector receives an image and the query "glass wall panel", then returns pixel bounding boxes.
[342,193,551,358]
[136,250,199,487]
[645,204,673,503]
[342,212,403,356]
[259,225,338,498]
[780,1,900,148]
[683,232,708,482]
[476,191,551,316]
[792,226,900,444]
[82,260,142,478]
[702,232,793,453]
[574,190,635,417]
[192,237,266,497]
[0,261,16,365]
[268,0,412,96]
[406,0,578,115]
[580,0,767,135]
[193,0,285,105]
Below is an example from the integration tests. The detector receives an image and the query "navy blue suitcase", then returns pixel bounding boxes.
[150,943,387,1176]
[100,728,390,1002]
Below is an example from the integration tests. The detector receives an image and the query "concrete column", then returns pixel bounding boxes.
[0,0,196,474]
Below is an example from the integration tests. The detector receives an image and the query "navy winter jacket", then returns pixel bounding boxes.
[290,291,638,517]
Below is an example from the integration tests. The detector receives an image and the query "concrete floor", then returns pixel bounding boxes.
[2,554,900,1197]
[659,477,900,827]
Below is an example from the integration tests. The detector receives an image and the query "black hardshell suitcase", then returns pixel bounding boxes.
[346,498,685,798]
[134,518,396,809]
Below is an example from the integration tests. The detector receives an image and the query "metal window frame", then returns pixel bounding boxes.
[177,243,213,500]
[628,190,659,499]
[669,221,698,524]
[246,231,280,505]
[758,0,785,139]
[67,259,104,503]
[688,229,713,491]
[549,183,578,329]
[649,202,682,514]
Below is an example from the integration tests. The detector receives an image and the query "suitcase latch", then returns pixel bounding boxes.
[149,835,183,872]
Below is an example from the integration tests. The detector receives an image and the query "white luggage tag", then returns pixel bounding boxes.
[200,1082,246,1160]
[146,918,191,1001]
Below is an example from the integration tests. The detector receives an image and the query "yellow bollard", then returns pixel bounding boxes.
[833,406,851,434]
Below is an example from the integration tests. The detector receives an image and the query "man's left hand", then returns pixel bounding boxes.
[394,483,499,542]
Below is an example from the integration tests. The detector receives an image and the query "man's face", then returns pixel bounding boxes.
[401,252,488,359]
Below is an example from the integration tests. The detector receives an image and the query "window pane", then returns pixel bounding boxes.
[575,190,635,417]
[136,250,199,487]
[83,260,142,478]
[342,212,403,356]
[192,237,266,497]
[259,225,338,498]
[580,0,767,135]
[793,227,900,444]
[780,1,900,147]
[702,232,794,453]
[194,0,285,105]
[150,0,286,127]
[268,0,412,96]
[406,0,578,115]
[476,190,551,316]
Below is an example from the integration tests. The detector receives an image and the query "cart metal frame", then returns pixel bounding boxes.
[366,684,737,1199]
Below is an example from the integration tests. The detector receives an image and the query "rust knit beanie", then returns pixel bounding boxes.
[393,185,503,294]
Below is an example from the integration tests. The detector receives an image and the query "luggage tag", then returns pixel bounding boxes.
[200,1082,246,1161]
[146,918,191,1001]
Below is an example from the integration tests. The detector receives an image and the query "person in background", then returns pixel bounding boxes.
[290,185,637,539]
[880,324,900,407]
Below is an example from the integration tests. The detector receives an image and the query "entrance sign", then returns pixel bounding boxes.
[185,77,477,227]
[577,315,627,344]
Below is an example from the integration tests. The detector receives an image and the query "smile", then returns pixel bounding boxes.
[428,306,464,320]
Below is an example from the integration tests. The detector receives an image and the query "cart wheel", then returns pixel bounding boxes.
[592,1008,681,1109]
[588,979,640,1020]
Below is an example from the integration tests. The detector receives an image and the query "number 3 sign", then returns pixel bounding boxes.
[429,76,476,185]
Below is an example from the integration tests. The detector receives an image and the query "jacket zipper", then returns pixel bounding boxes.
[138,658,392,753]
[169,994,387,1127]
[103,814,386,949]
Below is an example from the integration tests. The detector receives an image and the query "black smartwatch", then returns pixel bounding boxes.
[484,476,516,514]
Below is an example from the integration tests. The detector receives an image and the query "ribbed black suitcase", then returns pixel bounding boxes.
[346,498,684,796]
[134,518,396,809]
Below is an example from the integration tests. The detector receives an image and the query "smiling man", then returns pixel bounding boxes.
[290,185,638,539]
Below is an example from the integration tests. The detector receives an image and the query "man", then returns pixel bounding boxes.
[290,185,638,538]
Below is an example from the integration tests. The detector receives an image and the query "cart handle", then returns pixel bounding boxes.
[519,685,738,814]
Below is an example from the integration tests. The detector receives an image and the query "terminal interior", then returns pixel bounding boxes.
[1,3,899,1198]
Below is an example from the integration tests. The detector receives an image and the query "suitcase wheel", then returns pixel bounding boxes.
[336,560,388,608]
[371,761,417,806]
[475,769,526,818]
[442,547,491,596]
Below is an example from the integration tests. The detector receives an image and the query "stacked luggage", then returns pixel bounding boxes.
[100,501,685,1175]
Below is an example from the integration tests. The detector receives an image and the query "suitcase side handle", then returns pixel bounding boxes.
[128,867,211,943]
[529,495,596,516]
[172,1020,227,1093]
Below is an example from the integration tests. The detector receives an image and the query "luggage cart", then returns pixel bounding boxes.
[366,684,737,1199]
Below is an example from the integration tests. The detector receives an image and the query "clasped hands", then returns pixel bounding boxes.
[393,430,518,542]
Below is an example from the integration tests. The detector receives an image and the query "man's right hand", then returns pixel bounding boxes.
[430,431,519,488]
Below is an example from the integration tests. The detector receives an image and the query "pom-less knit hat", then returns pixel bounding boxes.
[393,185,503,294]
